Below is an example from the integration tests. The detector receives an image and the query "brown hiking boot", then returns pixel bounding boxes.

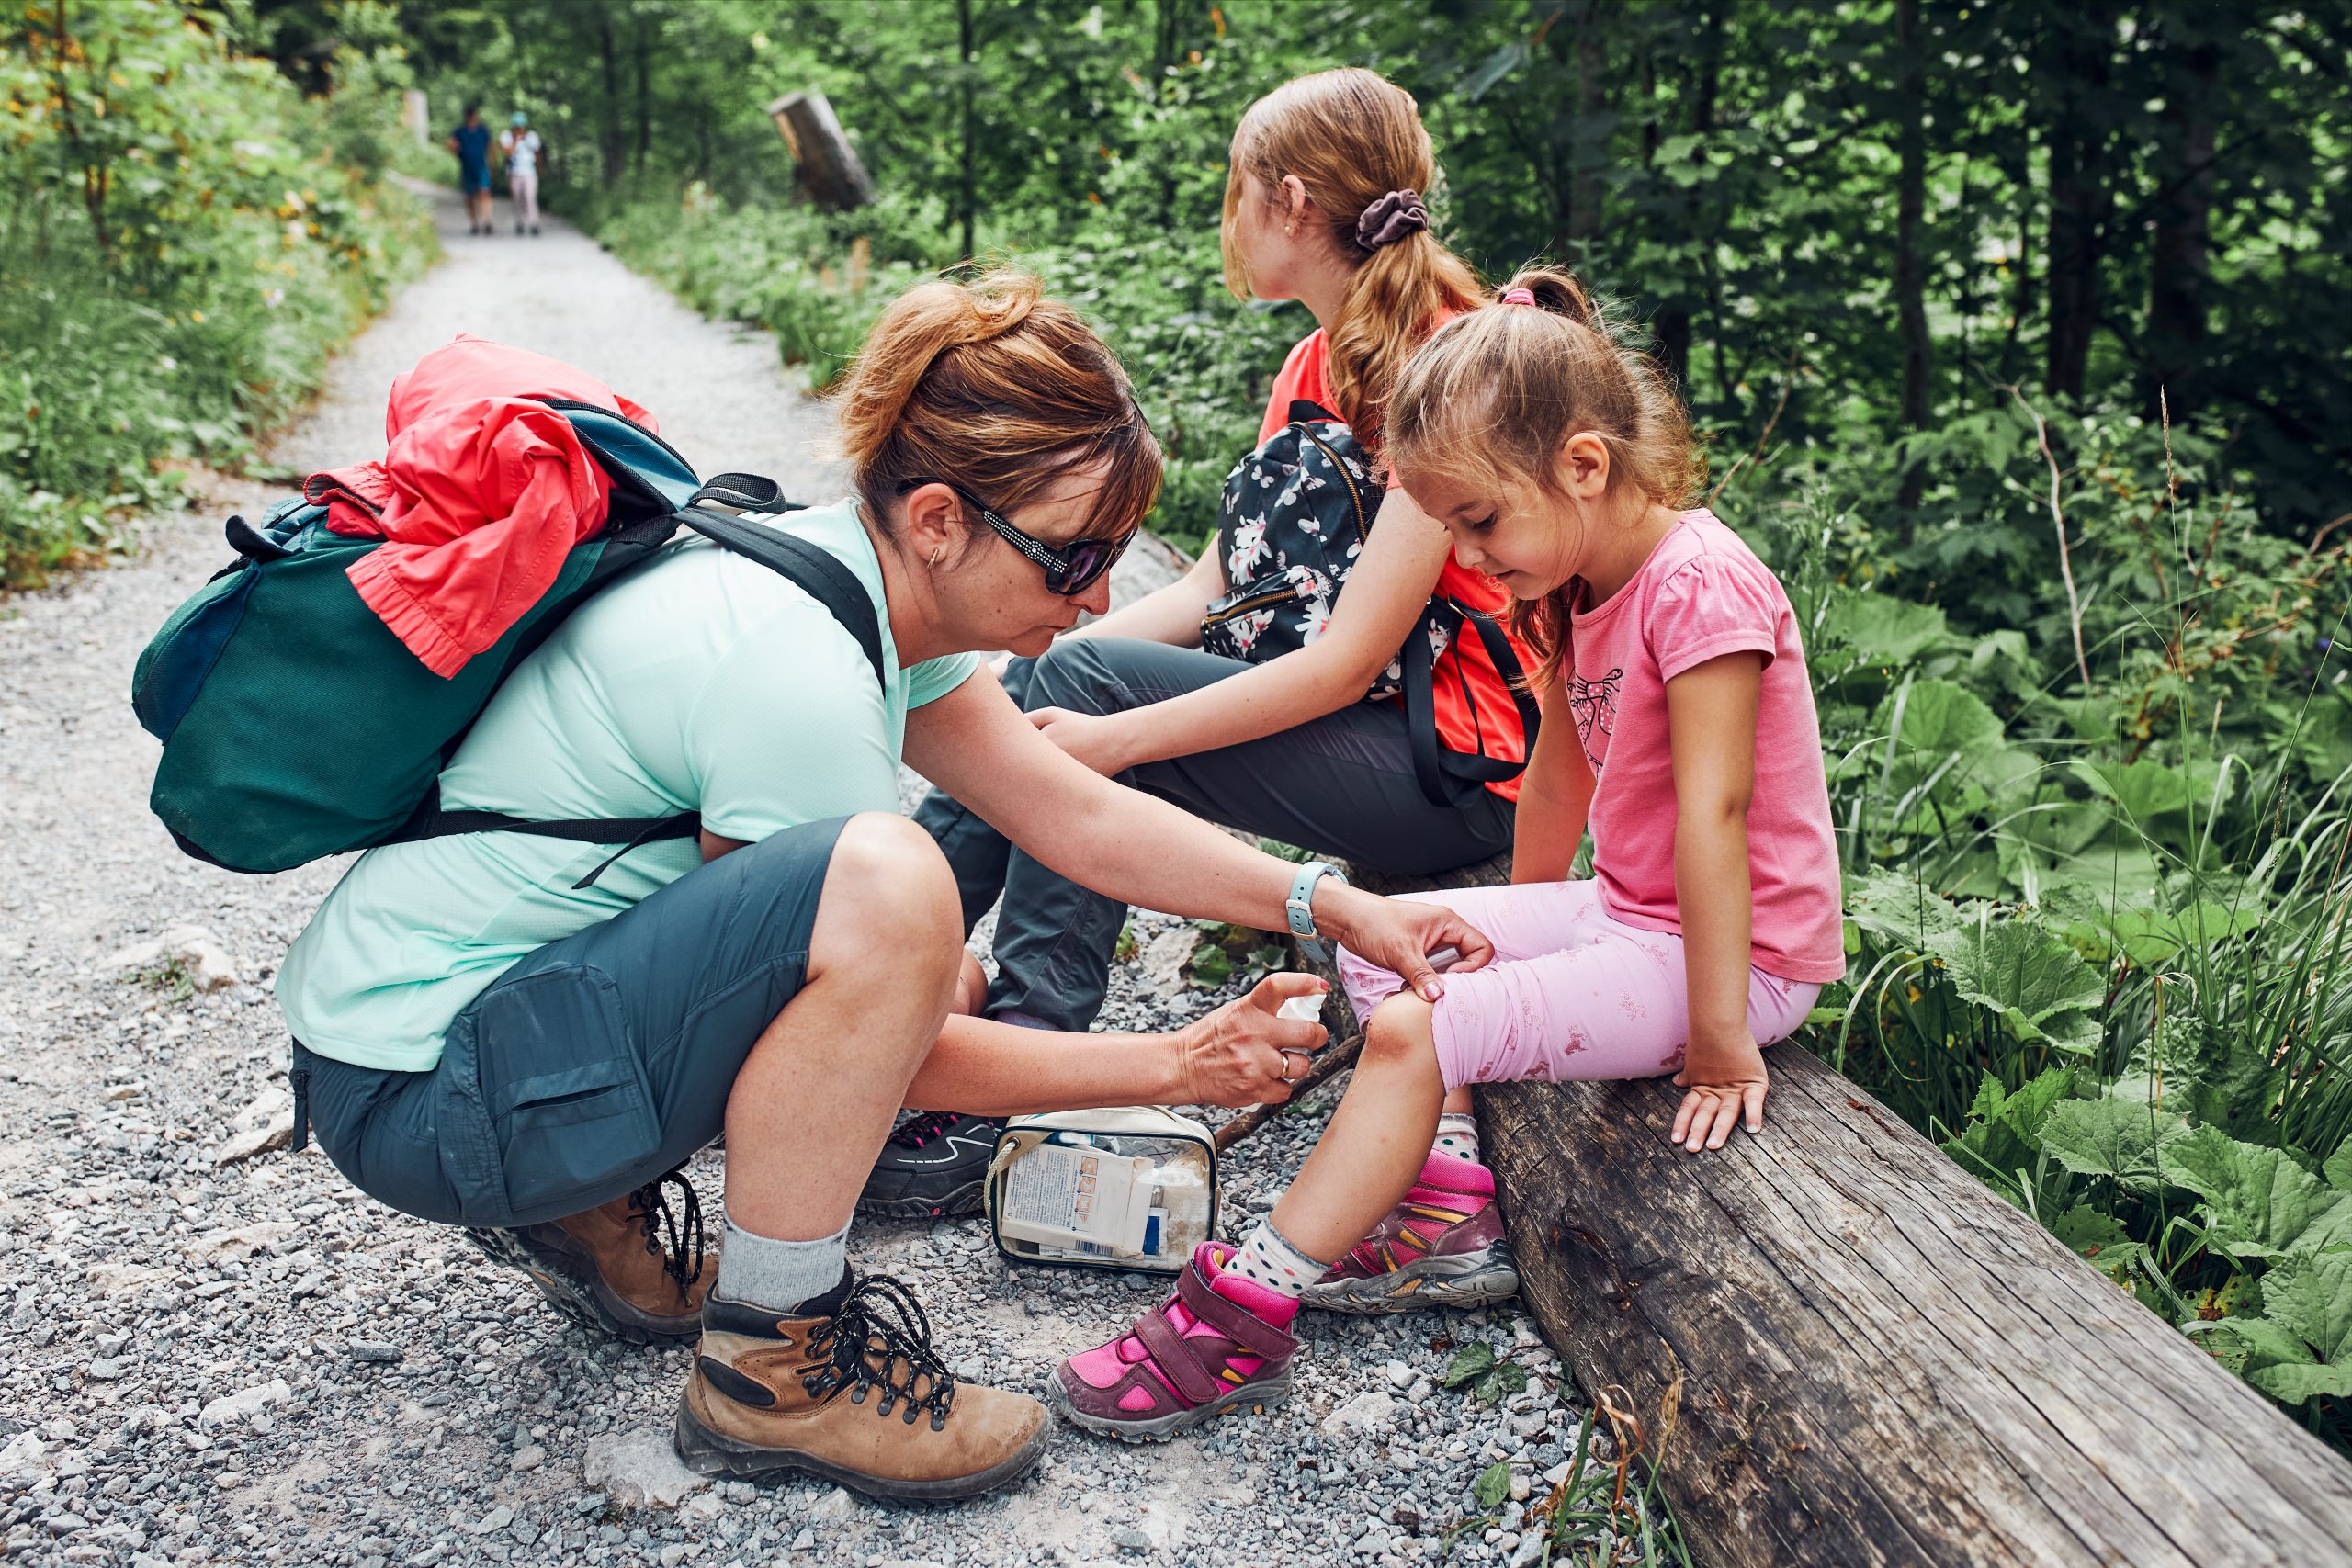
[675,1272,1047,1502]
[467,1170,712,1345]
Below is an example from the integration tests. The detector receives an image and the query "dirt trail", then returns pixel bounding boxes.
[0,184,1567,1568]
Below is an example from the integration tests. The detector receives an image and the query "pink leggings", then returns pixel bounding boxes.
[1336,879,1821,1093]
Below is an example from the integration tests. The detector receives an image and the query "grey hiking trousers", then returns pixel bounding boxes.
[913,636,1516,1033]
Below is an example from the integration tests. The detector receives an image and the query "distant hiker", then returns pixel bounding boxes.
[447,104,492,234]
[500,111,543,236]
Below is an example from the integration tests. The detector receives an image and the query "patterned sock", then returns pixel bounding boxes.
[1433,1112,1481,1164]
[1221,1218,1329,1301]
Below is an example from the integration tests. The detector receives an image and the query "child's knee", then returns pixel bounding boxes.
[1360,992,1440,1075]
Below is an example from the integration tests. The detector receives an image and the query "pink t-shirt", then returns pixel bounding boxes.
[1564,511,1844,984]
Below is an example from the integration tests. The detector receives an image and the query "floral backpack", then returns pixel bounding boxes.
[1198,400,1539,807]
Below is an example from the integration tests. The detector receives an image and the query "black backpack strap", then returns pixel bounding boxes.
[386,506,888,886]
[1400,603,1543,808]
[1287,399,1344,426]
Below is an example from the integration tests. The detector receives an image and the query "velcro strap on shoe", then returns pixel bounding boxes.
[1131,1310,1227,1408]
[1176,1265,1295,1360]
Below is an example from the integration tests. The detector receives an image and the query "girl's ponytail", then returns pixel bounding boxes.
[832,272,1160,544]
[1387,267,1706,689]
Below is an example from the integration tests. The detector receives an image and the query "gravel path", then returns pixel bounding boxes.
[0,185,1587,1568]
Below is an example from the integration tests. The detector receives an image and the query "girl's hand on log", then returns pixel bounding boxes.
[1171,973,1329,1107]
[1671,1032,1770,1152]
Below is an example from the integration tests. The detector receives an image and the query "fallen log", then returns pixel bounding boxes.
[764,91,873,210]
[1309,857,2352,1566]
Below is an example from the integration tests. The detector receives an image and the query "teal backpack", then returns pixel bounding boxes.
[132,400,882,883]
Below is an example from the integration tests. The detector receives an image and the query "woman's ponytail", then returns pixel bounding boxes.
[831,271,1159,544]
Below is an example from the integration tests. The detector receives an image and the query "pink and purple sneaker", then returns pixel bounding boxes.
[1048,1242,1299,1442]
[1301,1152,1520,1314]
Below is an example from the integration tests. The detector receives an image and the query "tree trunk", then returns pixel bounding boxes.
[1894,0,1932,510]
[1662,3,1724,400]
[1563,0,1611,257]
[957,0,978,263]
[1481,1055,2352,1568]
[2042,0,2118,400]
[594,0,625,185]
[2147,23,2220,422]
[633,7,651,178]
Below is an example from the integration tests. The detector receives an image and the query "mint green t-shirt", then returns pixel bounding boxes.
[277,497,979,1072]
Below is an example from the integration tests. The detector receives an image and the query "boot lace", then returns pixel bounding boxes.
[628,1168,707,1289]
[887,1110,964,1150]
[802,1275,957,1431]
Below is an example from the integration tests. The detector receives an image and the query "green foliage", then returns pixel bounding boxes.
[1442,1340,1530,1405]
[0,0,434,585]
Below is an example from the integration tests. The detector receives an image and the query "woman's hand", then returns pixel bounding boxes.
[1671,1032,1770,1152]
[1170,973,1330,1107]
[1318,884,1494,1003]
[1027,706,1135,776]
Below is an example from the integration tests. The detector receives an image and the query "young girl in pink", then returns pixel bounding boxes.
[1049,268,1845,1440]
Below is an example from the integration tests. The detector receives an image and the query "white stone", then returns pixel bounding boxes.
[0,1431,51,1483]
[1135,924,1197,996]
[103,926,240,991]
[212,1087,295,1167]
[582,1427,710,1510]
[806,1486,856,1525]
[198,1378,290,1431]
[1318,1390,1396,1438]
[1384,1359,1416,1390]
[509,1444,545,1472]
[469,1506,512,1536]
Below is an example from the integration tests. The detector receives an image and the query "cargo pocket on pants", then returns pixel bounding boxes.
[469,966,662,1224]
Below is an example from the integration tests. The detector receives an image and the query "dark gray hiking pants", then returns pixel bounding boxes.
[913,636,1516,1033]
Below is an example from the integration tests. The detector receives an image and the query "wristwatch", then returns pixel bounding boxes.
[1285,861,1349,964]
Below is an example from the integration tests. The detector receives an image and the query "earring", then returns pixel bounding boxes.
[930,545,946,567]
[1284,222,1296,237]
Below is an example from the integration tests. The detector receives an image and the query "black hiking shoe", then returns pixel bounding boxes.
[856,1111,1002,1220]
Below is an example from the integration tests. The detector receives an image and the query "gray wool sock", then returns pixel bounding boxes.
[713,1212,850,1314]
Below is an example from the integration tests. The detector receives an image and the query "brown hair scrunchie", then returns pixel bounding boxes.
[1356,189,1429,250]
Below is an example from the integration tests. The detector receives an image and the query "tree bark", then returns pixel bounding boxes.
[957,0,978,262]
[633,6,651,179]
[1564,0,1611,257]
[1894,0,1932,510]
[2042,0,2119,400]
[1481,1055,2352,1568]
[593,0,620,186]
[2147,20,2220,422]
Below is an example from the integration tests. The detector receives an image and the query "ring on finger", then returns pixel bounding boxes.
[1278,1048,1310,1083]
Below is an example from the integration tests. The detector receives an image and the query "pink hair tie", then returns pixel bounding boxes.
[1501,288,1538,307]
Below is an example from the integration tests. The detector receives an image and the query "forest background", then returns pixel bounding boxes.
[6,0,2351,1455]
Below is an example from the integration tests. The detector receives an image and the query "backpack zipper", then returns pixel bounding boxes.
[1296,424,1370,548]
[1202,579,1311,627]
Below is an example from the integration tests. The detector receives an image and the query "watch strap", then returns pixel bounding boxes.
[1285,861,1348,963]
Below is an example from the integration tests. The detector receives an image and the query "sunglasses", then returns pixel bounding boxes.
[899,478,1134,597]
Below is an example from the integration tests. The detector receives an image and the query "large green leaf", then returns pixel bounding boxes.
[2263,1249,2352,1366]
[2246,1360,2352,1405]
[2159,1125,2351,1258]
[1874,678,2005,758]
[1924,915,2106,1050]
[1845,869,1964,949]
[2037,1095,2189,1189]
[2326,1139,2352,1193]
[1821,590,1950,666]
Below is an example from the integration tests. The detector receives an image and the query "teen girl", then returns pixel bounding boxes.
[887,68,1538,1223]
[1048,271,1845,1440]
